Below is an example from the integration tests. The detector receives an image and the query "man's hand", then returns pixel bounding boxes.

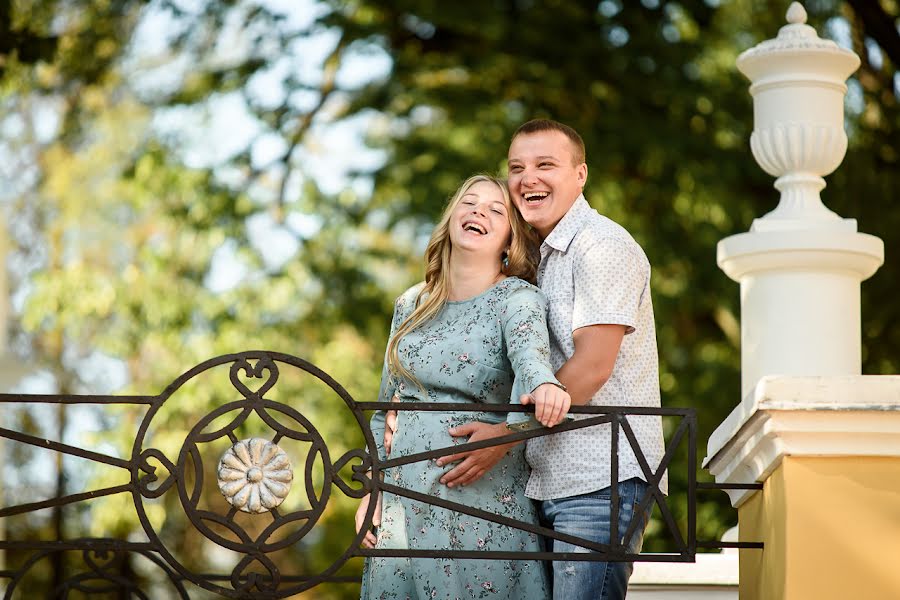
[354,492,382,549]
[520,383,571,427]
[436,422,515,488]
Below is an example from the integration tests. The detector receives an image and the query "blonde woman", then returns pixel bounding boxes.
[357,175,570,600]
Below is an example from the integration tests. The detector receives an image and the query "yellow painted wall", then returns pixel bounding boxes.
[739,462,786,600]
[739,456,900,600]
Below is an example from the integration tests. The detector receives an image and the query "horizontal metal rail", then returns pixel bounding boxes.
[0,351,762,598]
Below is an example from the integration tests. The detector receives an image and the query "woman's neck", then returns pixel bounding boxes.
[447,254,504,301]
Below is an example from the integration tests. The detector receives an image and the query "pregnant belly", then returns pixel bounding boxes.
[387,410,468,460]
[383,410,527,489]
[379,411,533,525]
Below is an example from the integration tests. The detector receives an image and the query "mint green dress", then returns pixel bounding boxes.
[361,277,556,600]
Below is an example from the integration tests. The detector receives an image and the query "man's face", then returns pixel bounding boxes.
[507,130,587,239]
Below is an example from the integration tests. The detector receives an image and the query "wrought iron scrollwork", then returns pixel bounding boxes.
[0,351,761,598]
[1,543,190,599]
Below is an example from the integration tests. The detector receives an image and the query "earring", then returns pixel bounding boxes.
[502,250,510,268]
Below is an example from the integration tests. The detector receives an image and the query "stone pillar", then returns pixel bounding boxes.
[717,2,883,399]
[705,377,900,600]
[708,4,897,600]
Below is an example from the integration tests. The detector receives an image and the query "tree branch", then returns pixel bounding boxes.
[845,0,900,70]
[273,32,351,221]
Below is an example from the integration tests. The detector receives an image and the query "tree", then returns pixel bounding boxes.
[2,1,406,597]
[1,0,897,596]
[318,0,899,548]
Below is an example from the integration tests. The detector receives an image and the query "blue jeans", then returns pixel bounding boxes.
[539,478,651,600]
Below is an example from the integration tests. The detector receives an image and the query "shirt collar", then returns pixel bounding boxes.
[541,194,590,255]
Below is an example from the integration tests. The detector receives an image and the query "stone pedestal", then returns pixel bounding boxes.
[705,376,900,600]
[718,230,882,399]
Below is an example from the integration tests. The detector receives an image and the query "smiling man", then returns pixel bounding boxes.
[439,119,667,600]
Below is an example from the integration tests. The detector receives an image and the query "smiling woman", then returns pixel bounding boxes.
[354,174,571,600]
[383,175,540,386]
[450,181,511,256]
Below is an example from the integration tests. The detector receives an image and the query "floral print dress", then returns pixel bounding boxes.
[361,277,557,600]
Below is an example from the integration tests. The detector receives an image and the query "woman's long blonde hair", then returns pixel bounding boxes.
[386,175,539,386]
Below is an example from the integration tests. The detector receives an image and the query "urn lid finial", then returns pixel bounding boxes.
[736,1,859,82]
[786,2,807,25]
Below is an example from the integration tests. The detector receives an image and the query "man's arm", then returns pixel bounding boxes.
[555,323,626,405]
[436,329,624,487]
[437,421,515,488]
[436,383,570,487]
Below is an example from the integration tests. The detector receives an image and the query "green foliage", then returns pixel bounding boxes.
[0,0,897,596]
[324,0,899,551]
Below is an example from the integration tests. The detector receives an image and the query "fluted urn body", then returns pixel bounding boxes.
[737,2,860,231]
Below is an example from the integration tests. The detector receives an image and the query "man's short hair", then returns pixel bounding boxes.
[512,119,586,165]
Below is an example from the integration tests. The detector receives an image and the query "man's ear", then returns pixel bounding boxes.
[577,163,588,189]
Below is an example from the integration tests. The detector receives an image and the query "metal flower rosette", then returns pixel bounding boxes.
[217,438,294,514]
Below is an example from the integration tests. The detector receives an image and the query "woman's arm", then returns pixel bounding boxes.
[356,289,415,541]
[503,286,571,427]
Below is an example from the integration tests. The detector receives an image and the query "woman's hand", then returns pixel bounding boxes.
[384,409,398,456]
[522,383,571,427]
[355,492,382,549]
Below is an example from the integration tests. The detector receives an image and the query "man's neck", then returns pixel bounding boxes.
[536,194,582,240]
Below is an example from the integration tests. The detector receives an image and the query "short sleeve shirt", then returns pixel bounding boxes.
[525,196,668,500]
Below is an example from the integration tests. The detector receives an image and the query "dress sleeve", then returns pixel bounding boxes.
[370,290,414,461]
[501,286,563,426]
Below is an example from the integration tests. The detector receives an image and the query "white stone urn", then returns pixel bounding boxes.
[719,2,883,399]
[737,2,860,231]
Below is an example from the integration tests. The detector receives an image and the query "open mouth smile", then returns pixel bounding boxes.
[523,191,549,204]
[462,220,487,235]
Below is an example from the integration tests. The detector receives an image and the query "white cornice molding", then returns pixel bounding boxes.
[630,552,739,587]
[704,375,900,507]
[717,230,884,279]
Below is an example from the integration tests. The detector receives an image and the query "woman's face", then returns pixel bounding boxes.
[448,180,512,262]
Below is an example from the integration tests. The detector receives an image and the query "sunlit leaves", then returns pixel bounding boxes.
[1,0,897,591]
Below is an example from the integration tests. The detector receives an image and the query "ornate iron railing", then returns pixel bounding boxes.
[0,351,761,599]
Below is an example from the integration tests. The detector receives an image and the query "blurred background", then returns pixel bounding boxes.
[0,0,897,597]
